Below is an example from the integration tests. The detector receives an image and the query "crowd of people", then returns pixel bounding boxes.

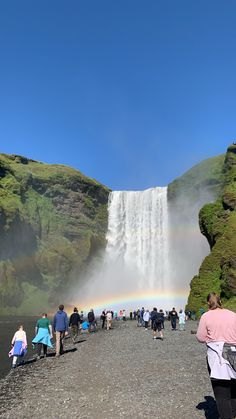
[7,293,236,419]
[8,305,187,368]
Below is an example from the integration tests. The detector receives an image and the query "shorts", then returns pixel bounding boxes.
[153,322,162,332]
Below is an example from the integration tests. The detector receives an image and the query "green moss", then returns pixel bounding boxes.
[187,145,236,314]
[168,154,225,202]
[0,153,110,314]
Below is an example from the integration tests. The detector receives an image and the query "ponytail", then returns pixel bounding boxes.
[207,292,222,310]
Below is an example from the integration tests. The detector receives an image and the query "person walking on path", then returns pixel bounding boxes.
[106,311,112,330]
[178,309,186,331]
[197,292,236,419]
[88,309,96,332]
[69,307,81,343]
[100,310,106,329]
[9,325,27,368]
[143,309,150,330]
[140,307,145,327]
[53,304,68,357]
[152,308,164,340]
[169,307,178,330]
[122,310,126,321]
[32,313,53,358]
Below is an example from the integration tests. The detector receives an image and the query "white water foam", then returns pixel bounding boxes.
[105,187,170,290]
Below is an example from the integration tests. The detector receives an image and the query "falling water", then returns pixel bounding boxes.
[105,187,170,290]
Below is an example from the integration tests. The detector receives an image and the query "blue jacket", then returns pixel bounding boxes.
[53,310,68,332]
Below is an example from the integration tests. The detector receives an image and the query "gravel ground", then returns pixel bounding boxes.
[0,320,218,419]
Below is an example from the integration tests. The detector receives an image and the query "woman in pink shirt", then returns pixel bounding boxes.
[197,292,236,419]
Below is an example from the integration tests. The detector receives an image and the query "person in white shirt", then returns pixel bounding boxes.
[106,311,112,330]
[143,310,150,330]
[178,309,186,331]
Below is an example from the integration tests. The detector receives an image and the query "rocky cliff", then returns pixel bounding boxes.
[186,144,236,314]
[0,154,109,314]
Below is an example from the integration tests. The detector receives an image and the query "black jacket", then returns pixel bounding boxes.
[69,312,80,326]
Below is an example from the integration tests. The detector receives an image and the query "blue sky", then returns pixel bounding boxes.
[0,1,236,190]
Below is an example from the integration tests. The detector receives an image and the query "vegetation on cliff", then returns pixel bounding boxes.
[0,154,109,314]
[186,145,236,314]
[168,154,225,205]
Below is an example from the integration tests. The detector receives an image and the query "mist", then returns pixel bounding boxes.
[68,186,214,315]
[168,189,214,293]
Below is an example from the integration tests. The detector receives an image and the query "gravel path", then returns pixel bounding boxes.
[0,320,218,419]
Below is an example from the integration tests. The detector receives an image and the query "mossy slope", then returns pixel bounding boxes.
[0,154,109,314]
[186,145,236,314]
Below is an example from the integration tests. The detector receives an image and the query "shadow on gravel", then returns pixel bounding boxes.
[18,358,37,366]
[196,396,219,419]
[61,348,77,355]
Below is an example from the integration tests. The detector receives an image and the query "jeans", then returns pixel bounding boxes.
[55,331,65,355]
[171,318,176,330]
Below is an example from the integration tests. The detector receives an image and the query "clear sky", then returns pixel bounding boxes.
[0,1,235,190]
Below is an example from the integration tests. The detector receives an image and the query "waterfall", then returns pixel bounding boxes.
[105,187,169,290]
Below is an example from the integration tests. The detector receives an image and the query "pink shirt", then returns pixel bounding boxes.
[197,308,236,344]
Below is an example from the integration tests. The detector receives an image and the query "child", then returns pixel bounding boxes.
[9,325,27,368]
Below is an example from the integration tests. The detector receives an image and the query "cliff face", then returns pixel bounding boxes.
[0,154,109,314]
[187,145,236,314]
[167,154,225,294]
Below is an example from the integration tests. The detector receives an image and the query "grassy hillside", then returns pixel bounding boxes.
[168,154,225,204]
[186,145,236,314]
[0,154,109,314]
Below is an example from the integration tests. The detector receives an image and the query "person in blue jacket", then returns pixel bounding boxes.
[53,304,68,356]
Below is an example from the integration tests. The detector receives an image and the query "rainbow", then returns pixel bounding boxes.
[72,289,189,313]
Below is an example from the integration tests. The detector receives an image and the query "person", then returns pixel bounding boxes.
[197,292,236,419]
[169,307,178,330]
[80,311,84,323]
[88,309,96,332]
[178,309,186,331]
[106,311,112,330]
[53,304,69,357]
[140,307,145,326]
[32,313,53,358]
[9,325,27,368]
[137,309,141,326]
[100,310,106,329]
[130,311,133,320]
[152,308,164,340]
[69,307,81,343]
[133,310,137,320]
[143,309,150,330]
[81,320,89,332]
[199,307,205,317]
[160,309,165,329]
[122,309,126,321]
[150,308,156,329]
